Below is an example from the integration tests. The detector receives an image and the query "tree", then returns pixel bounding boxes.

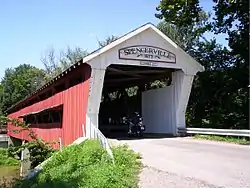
[98,35,118,48]
[0,64,46,113]
[41,46,89,81]
[0,84,3,116]
[40,47,59,78]
[156,0,249,64]
[156,0,249,129]
[187,40,248,129]
[212,0,249,65]
[0,116,55,169]
[157,10,210,52]
[60,46,88,69]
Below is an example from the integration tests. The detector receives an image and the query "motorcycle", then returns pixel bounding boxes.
[123,112,146,137]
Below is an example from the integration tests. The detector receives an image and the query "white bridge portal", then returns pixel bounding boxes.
[85,23,204,137]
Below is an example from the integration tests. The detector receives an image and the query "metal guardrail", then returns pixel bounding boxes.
[178,128,250,137]
[84,124,115,163]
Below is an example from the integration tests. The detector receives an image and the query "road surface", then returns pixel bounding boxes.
[115,137,250,188]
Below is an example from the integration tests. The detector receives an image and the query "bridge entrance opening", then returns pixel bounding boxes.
[98,64,177,138]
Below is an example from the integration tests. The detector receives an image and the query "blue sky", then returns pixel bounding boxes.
[0,0,227,79]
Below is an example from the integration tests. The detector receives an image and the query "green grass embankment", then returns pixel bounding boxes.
[0,148,20,188]
[194,134,250,145]
[14,140,142,188]
[0,148,20,167]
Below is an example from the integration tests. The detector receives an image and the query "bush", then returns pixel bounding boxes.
[0,148,20,166]
[14,140,141,188]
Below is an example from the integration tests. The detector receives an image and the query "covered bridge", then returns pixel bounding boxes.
[7,23,204,148]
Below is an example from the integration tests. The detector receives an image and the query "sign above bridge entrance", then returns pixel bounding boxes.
[118,45,176,63]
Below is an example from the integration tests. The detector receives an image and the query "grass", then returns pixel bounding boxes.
[193,134,250,145]
[13,139,142,188]
[0,148,20,166]
[0,148,20,188]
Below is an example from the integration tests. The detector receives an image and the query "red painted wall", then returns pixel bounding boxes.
[8,123,62,148]
[8,64,91,148]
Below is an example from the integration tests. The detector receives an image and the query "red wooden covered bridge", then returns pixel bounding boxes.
[7,23,204,148]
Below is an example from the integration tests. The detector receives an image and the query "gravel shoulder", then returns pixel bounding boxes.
[139,166,223,188]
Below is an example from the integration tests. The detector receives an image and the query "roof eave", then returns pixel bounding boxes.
[6,23,154,113]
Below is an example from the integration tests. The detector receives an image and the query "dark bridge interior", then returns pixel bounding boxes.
[99,64,176,138]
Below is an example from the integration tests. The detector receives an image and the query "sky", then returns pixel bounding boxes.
[0,0,227,79]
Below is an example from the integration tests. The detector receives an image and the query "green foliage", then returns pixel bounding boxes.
[0,64,46,113]
[0,46,89,113]
[212,0,249,64]
[156,0,202,27]
[27,140,55,169]
[187,40,248,129]
[156,0,249,129]
[157,11,211,52]
[60,46,89,68]
[41,46,89,81]
[0,148,20,166]
[193,134,250,145]
[0,84,3,116]
[14,140,141,188]
[12,139,55,169]
[0,116,55,169]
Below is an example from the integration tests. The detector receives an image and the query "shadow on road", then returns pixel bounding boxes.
[106,133,177,141]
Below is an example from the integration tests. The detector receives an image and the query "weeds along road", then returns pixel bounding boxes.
[117,137,250,188]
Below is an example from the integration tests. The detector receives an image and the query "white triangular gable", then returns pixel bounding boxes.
[85,23,204,75]
[85,23,203,138]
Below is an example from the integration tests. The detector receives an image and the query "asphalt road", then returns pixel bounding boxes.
[117,137,250,188]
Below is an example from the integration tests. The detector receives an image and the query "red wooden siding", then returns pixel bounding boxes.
[8,63,91,148]
[8,124,62,148]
